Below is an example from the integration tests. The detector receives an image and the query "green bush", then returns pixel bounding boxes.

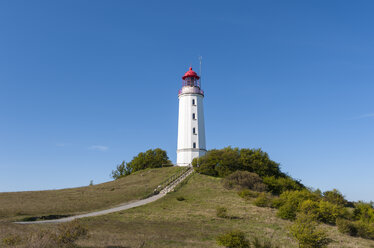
[216,230,250,248]
[254,193,273,208]
[353,202,374,223]
[263,176,303,195]
[323,189,347,207]
[193,147,286,178]
[275,190,320,220]
[336,218,357,237]
[223,171,267,191]
[277,190,320,209]
[290,214,331,248]
[216,207,229,218]
[299,200,319,220]
[238,189,259,199]
[355,221,374,240]
[277,202,298,220]
[316,200,345,225]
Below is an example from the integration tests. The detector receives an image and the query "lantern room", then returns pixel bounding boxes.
[182,67,201,88]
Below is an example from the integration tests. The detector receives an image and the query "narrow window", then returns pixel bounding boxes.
[192,113,196,119]
[193,128,196,134]
[193,142,196,148]
[192,99,195,105]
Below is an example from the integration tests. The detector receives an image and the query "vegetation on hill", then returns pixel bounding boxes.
[192,147,304,195]
[111,148,172,179]
[193,147,374,246]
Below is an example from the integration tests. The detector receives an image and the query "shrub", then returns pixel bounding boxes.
[323,189,347,207]
[193,147,285,178]
[216,230,250,248]
[290,214,331,248]
[254,193,273,208]
[176,196,185,201]
[275,190,320,220]
[278,190,320,209]
[223,171,267,191]
[299,200,319,220]
[316,200,345,225]
[355,221,374,240]
[216,207,229,218]
[263,176,303,195]
[277,202,298,220]
[353,202,374,223]
[238,189,259,199]
[336,219,357,237]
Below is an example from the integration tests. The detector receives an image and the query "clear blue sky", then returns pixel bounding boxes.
[0,1,373,202]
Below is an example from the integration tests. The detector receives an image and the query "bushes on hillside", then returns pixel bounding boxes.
[254,193,273,207]
[263,176,303,195]
[216,230,250,248]
[353,202,374,223]
[336,219,358,237]
[322,189,347,207]
[238,189,259,199]
[290,214,331,248]
[317,200,346,225]
[192,147,286,178]
[223,171,267,192]
[111,148,172,179]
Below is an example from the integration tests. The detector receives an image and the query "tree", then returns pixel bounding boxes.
[111,161,131,179]
[126,148,172,172]
[111,148,173,179]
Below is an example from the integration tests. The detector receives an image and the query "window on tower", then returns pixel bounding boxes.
[192,99,195,105]
[192,113,196,119]
[193,142,196,148]
[193,128,196,134]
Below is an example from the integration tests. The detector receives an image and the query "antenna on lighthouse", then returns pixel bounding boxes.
[199,56,202,88]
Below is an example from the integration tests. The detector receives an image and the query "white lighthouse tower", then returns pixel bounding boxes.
[177,67,206,166]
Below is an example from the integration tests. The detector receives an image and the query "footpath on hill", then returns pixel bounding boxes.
[15,167,194,224]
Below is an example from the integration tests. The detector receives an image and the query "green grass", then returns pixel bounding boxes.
[1,168,374,248]
[0,166,181,221]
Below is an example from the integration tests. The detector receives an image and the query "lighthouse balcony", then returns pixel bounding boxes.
[178,86,204,96]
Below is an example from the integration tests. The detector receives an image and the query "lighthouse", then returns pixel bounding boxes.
[177,67,206,166]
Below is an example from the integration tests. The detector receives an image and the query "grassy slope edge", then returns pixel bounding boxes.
[0,166,181,221]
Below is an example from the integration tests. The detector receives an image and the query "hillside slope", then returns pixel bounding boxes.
[76,173,374,248]
[1,169,374,248]
[0,166,181,221]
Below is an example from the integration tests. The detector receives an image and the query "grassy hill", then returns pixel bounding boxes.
[0,166,181,222]
[1,167,374,248]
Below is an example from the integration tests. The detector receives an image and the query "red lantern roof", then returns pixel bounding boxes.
[182,67,200,80]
